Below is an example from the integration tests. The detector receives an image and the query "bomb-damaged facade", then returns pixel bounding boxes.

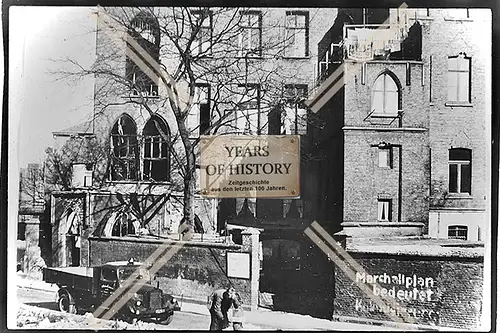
[45,7,490,328]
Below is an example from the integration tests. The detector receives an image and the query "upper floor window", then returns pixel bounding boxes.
[378,147,392,168]
[191,10,212,56]
[143,116,170,182]
[447,54,471,103]
[284,12,309,58]
[238,11,262,57]
[371,72,400,116]
[126,12,160,97]
[110,115,139,181]
[235,84,266,134]
[449,148,471,194]
[187,84,211,137]
[275,84,307,135]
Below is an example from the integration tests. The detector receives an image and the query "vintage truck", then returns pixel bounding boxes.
[43,259,181,325]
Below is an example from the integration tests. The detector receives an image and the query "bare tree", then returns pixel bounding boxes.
[45,135,108,191]
[52,6,312,237]
[19,164,46,210]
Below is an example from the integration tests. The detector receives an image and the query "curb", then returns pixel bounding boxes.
[333,315,442,331]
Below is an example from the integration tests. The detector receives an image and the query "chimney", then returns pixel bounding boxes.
[71,163,93,189]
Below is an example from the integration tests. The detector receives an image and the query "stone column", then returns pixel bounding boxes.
[24,215,45,277]
[241,227,261,311]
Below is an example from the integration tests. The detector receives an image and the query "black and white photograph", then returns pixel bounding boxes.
[3,3,495,331]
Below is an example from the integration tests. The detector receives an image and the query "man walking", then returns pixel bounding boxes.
[208,286,236,331]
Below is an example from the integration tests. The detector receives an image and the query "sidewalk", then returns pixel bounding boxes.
[16,274,403,331]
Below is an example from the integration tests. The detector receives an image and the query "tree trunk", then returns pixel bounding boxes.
[176,108,196,241]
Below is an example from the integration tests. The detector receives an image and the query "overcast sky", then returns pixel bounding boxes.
[9,6,97,168]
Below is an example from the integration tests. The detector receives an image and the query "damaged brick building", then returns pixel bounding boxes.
[46,7,490,326]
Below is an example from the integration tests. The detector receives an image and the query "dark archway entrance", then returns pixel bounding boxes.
[259,229,334,319]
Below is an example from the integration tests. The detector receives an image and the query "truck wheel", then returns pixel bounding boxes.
[159,314,173,325]
[58,293,76,314]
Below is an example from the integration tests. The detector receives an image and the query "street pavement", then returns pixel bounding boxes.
[15,276,404,330]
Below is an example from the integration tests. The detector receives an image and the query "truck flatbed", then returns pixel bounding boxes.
[43,267,97,294]
[47,266,94,277]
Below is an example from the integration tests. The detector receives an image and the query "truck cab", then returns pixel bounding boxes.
[43,259,180,325]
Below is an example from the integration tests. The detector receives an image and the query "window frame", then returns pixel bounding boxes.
[448,148,472,195]
[238,11,263,58]
[377,199,392,222]
[111,212,137,237]
[282,84,308,135]
[110,115,140,181]
[236,83,266,135]
[284,11,310,59]
[448,225,468,240]
[191,9,213,56]
[371,72,401,117]
[187,84,211,138]
[378,147,392,168]
[126,12,160,98]
[142,117,170,182]
[447,54,471,104]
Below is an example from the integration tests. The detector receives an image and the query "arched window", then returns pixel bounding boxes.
[143,116,170,182]
[371,72,400,115]
[110,115,139,181]
[111,212,137,237]
[126,11,160,97]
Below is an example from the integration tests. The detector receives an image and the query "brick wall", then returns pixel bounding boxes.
[344,61,428,129]
[343,130,429,225]
[333,253,483,329]
[88,237,254,306]
[422,10,490,210]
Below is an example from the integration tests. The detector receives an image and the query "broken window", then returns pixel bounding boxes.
[111,212,137,237]
[126,11,160,97]
[110,115,139,181]
[143,116,170,182]
[371,72,400,115]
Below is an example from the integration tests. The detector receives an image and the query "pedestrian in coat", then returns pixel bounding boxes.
[208,286,235,331]
[231,292,244,331]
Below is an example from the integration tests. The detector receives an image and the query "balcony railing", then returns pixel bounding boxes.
[343,24,409,61]
[316,23,411,86]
